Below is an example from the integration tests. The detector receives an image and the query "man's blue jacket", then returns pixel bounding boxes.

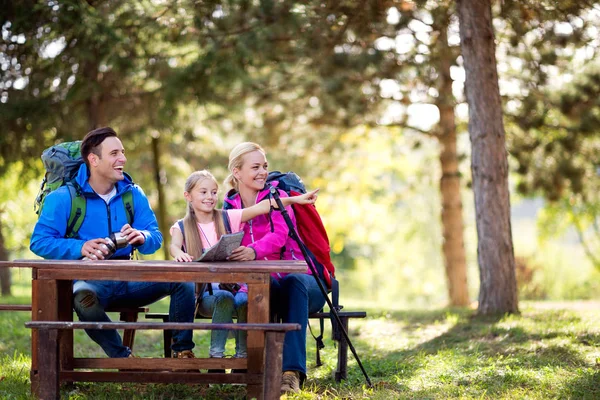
[30,164,163,260]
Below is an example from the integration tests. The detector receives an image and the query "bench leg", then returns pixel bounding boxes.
[120,311,139,351]
[335,317,349,382]
[37,329,60,400]
[262,331,286,400]
[161,315,172,358]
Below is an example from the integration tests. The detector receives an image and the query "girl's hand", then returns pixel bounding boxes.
[294,188,319,205]
[227,246,256,261]
[175,252,194,262]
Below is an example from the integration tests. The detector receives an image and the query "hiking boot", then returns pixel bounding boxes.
[172,350,195,358]
[280,370,300,394]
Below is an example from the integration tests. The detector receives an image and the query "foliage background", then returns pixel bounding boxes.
[1,0,600,306]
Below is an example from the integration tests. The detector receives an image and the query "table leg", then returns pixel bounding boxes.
[246,279,269,399]
[31,278,59,397]
[57,280,73,373]
[37,328,60,400]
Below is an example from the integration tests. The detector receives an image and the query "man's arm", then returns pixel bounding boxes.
[30,189,86,259]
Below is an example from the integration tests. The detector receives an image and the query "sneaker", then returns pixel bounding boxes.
[280,370,300,394]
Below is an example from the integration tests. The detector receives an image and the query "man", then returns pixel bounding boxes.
[30,127,195,358]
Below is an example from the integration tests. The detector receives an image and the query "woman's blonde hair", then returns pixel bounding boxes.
[224,142,266,192]
[182,170,227,258]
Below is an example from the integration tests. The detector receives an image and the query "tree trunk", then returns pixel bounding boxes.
[434,6,469,307]
[457,0,518,315]
[0,216,12,296]
[151,135,170,260]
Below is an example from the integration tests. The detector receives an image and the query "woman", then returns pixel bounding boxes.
[224,142,326,394]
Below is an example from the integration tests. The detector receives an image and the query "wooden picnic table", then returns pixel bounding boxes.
[3,259,307,400]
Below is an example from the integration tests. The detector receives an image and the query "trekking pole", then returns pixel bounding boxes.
[269,186,373,388]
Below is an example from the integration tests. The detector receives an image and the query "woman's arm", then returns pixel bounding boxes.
[169,227,194,262]
[240,189,319,223]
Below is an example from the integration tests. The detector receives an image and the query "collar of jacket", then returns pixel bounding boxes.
[224,181,281,208]
[74,163,134,197]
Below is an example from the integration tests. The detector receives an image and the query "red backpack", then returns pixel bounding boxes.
[266,171,336,289]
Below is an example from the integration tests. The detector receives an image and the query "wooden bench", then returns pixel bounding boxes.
[0,304,33,311]
[25,320,300,400]
[0,303,148,350]
[145,309,367,382]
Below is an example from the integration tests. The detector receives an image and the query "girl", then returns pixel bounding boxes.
[223,143,327,393]
[169,170,318,368]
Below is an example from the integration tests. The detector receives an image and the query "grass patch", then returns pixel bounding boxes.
[0,296,599,399]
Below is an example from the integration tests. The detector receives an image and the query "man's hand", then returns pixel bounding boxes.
[227,246,256,261]
[81,238,110,260]
[120,224,145,246]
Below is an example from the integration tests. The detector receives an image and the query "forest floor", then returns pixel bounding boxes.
[1,284,598,399]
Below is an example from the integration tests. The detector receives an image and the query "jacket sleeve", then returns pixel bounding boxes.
[29,189,86,260]
[131,185,163,254]
[247,190,292,259]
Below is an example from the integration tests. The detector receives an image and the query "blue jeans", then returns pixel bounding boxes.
[197,288,248,358]
[72,280,195,358]
[271,273,326,378]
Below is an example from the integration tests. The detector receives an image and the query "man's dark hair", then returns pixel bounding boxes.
[81,127,118,168]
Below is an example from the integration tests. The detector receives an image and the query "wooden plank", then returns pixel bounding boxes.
[0,304,32,311]
[146,310,368,320]
[311,311,367,318]
[30,274,39,395]
[72,357,247,370]
[61,370,262,384]
[247,279,270,399]
[37,270,273,283]
[25,321,300,331]
[56,280,73,373]
[335,316,350,382]
[31,278,58,396]
[8,259,307,274]
[263,331,286,400]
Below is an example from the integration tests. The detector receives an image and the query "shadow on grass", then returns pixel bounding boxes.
[310,307,598,398]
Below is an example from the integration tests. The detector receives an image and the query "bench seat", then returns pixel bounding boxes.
[145,309,367,381]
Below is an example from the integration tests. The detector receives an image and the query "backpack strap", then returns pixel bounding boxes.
[221,210,232,234]
[66,183,85,239]
[177,219,185,250]
[66,185,135,239]
[122,190,134,226]
[179,219,213,299]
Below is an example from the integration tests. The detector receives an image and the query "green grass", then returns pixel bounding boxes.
[1,275,599,399]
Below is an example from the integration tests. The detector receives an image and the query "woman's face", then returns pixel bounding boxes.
[234,150,268,192]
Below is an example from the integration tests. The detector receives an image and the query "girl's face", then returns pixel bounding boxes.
[184,178,218,215]
[234,150,268,192]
